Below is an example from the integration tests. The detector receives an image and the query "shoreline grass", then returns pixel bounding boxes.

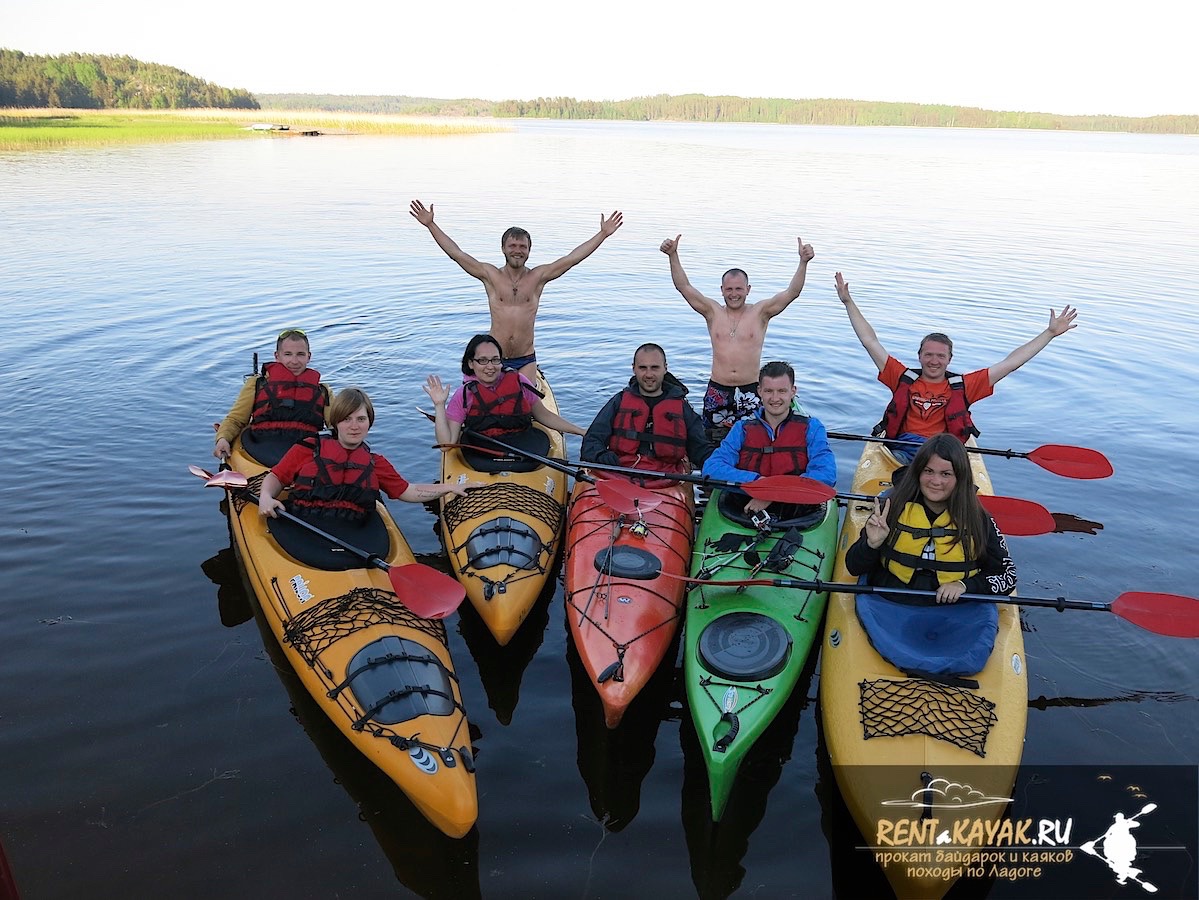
[0,107,506,151]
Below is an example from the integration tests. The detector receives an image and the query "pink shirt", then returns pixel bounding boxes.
[446,373,542,423]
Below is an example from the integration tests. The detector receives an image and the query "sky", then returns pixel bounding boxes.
[4,0,1197,117]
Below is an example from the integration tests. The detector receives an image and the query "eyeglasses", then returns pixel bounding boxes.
[278,328,307,340]
[472,356,503,366]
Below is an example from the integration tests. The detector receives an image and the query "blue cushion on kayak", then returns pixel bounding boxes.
[855,593,998,678]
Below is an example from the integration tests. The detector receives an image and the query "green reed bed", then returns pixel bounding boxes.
[0,108,503,151]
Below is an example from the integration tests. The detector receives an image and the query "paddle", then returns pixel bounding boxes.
[837,490,1057,537]
[660,573,1199,638]
[826,432,1114,480]
[188,465,466,620]
[454,428,837,506]
[430,441,660,514]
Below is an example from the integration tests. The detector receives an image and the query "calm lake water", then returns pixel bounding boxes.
[2,120,1198,898]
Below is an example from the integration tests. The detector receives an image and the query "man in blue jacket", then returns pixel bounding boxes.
[703,361,836,514]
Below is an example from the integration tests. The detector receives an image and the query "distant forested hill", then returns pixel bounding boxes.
[259,91,1199,134]
[0,49,258,109]
[258,94,494,116]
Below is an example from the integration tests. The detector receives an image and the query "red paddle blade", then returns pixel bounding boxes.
[205,470,248,489]
[742,475,836,505]
[979,494,1056,536]
[387,564,466,620]
[1027,444,1114,479]
[1112,592,1199,638]
[595,477,664,514]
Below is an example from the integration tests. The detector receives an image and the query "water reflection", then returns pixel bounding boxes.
[456,575,554,726]
[680,653,816,899]
[566,632,678,832]
[200,545,253,628]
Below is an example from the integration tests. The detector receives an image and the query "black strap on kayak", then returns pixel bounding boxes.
[713,712,740,754]
[351,686,460,732]
[327,649,459,700]
[901,668,981,690]
[761,527,803,573]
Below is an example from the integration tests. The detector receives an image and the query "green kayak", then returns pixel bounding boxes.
[684,488,838,819]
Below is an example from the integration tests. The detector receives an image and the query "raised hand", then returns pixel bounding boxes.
[600,210,624,237]
[660,233,682,256]
[798,236,815,264]
[864,495,891,548]
[423,374,450,406]
[834,271,853,304]
[1048,305,1079,337]
[409,199,435,227]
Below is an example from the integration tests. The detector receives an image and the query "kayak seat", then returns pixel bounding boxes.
[698,612,793,681]
[241,429,307,468]
[267,509,392,571]
[345,635,456,724]
[463,427,551,474]
[594,545,663,580]
[717,489,827,531]
[463,516,542,570]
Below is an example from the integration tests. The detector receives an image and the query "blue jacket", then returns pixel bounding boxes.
[702,408,837,487]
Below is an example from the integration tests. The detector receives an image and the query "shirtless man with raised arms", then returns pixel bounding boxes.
[410,200,623,380]
[660,234,814,440]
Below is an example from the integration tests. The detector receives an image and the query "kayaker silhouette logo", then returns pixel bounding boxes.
[1081,803,1158,893]
[882,777,1011,810]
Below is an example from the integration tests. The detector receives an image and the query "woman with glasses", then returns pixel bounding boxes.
[423,333,582,644]
[423,333,584,446]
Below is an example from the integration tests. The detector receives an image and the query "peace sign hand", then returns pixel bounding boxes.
[864,496,891,548]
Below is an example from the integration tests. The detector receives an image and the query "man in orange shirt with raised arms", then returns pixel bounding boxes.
[834,271,1079,459]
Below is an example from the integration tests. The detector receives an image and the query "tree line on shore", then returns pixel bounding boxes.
[0,49,258,110]
[260,91,1199,134]
[4,46,1192,134]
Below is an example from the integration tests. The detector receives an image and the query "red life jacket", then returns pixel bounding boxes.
[289,436,379,522]
[463,371,533,436]
[873,368,980,443]
[607,390,689,471]
[737,414,810,478]
[248,362,328,440]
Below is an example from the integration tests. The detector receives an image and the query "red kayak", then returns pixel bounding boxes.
[564,477,695,728]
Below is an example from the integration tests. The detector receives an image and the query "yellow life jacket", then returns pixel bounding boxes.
[880,502,980,585]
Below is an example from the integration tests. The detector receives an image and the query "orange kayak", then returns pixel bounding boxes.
[563,478,695,728]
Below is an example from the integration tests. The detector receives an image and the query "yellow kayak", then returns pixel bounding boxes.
[438,370,569,645]
[225,435,479,838]
[820,439,1026,899]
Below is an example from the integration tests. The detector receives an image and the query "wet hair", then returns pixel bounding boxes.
[461,333,503,375]
[885,433,989,558]
[721,268,749,284]
[275,329,311,352]
[501,226,532,248]
[633,343,667,366]
[329,387,375,429]
[919,332,954,357]
[758,361,795,385]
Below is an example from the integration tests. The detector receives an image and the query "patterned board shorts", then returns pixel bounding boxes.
[703,380,760,431]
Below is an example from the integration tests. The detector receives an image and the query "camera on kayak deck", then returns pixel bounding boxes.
[751,508,774,531]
